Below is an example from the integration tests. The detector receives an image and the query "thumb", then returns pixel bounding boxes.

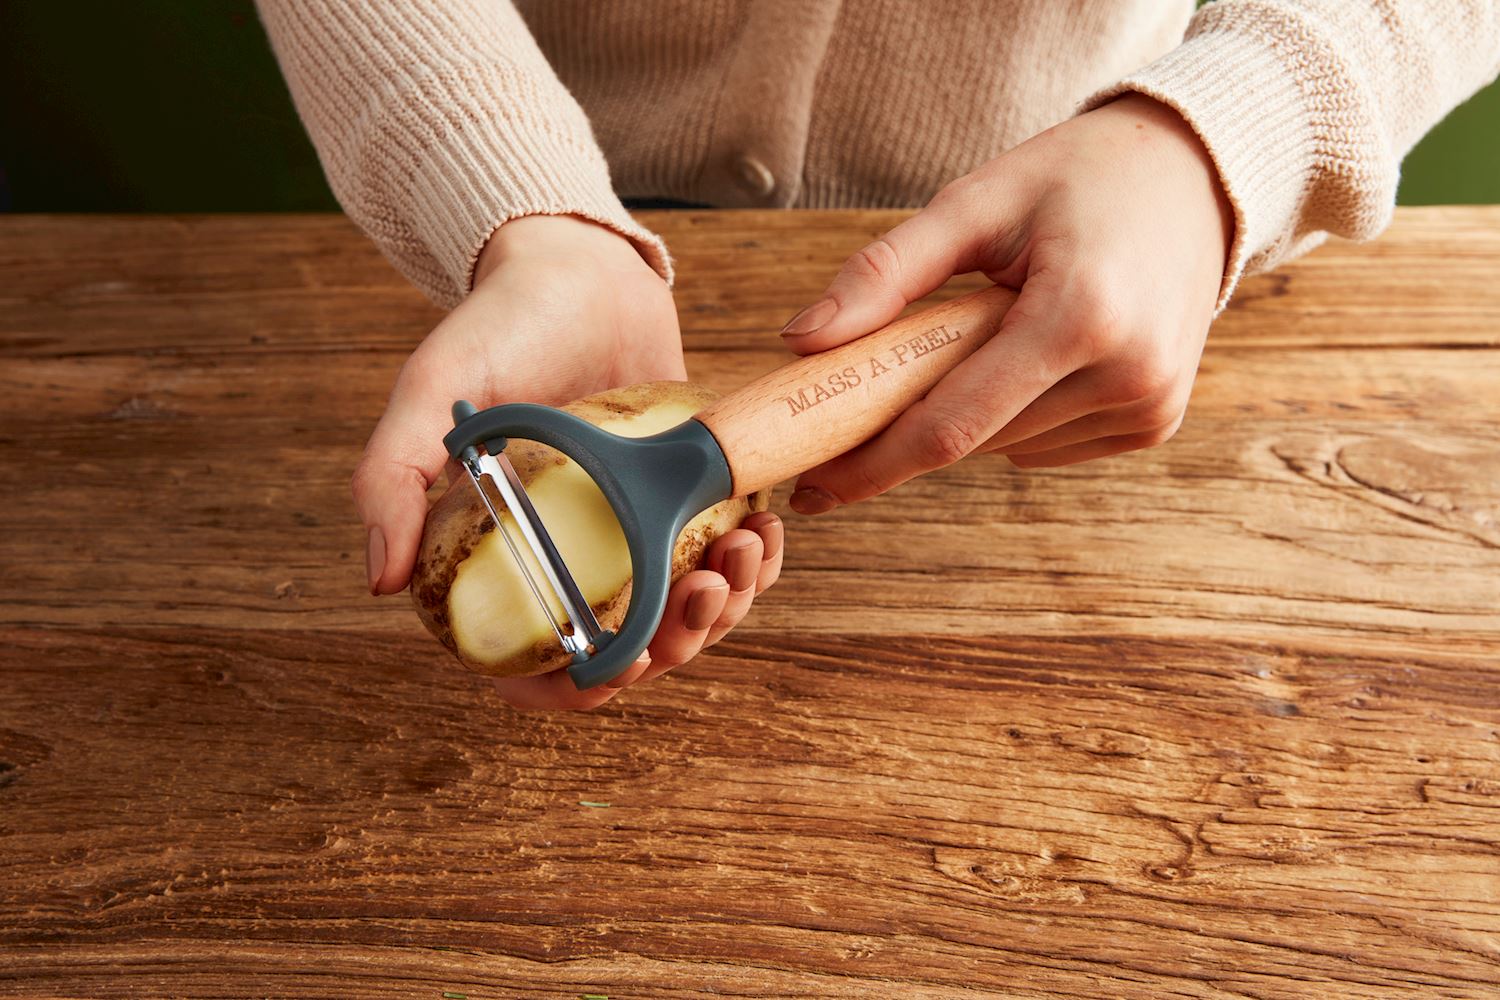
[778,192,992,354]
[352,370,452,596]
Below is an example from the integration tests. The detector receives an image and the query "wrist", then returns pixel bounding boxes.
[1105,93,1235,268]
[474,214,653,288]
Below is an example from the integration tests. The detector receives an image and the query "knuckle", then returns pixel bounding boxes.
[1137,415,1185,449]
[1137,392,1185,429]
[1135,428,1171,450]
[1064,286,1126,361]
[843,237,903,285]
[351,449,429,517]
[929,176,976,212]
[917,409,983,467]
[1112,350,1179,404]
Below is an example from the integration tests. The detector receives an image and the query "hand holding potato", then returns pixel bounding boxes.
[779,94,1234,514]
[353,215,783,709]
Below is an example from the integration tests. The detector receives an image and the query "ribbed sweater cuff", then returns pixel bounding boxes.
[1083,27,1315,311]
[406,109,673,308]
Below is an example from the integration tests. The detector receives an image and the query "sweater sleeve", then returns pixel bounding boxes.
[1084,0,1500,307]
[254,0,671,308]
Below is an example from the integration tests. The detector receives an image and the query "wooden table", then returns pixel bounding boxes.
[2,208,1498,998]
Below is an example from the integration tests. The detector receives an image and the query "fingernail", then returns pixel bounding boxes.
[606,652,650,689]
[725,541,759,593]
[789,486,838,515]
[761,516,785,560]
[365,526,386,595]
[685,583,729,631]
[780,298,838,337]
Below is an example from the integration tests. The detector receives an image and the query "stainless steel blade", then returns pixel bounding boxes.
[462,459,574,653]
[464,449,606,657]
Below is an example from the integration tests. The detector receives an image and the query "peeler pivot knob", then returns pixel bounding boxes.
[452,400,507,457]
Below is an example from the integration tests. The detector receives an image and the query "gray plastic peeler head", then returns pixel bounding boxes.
[444,400,732,689]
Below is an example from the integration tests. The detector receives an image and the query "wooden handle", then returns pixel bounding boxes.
[697,285,1018,497]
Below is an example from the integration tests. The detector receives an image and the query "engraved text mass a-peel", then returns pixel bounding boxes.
[780,324,963,417]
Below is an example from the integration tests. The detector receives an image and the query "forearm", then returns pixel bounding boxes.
[254,0,670,307]
[1085,0,1500,305]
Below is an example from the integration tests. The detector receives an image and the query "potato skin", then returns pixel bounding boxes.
[411,381,770,678]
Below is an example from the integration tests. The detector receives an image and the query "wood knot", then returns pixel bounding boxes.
[1147,865,1193,882]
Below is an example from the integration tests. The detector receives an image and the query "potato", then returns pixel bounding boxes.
[411,381,770,678]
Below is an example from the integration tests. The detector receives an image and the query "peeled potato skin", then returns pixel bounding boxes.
[411,381,771,678]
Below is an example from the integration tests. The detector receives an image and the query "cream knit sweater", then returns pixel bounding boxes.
[256,1,1500,309]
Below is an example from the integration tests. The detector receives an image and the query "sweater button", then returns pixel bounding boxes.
[732,155,776,197]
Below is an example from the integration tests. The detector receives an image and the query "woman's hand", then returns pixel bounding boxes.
[353,215,783,709]
[778,94,1234,515]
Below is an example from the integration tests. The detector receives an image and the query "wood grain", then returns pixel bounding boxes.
[2,209,1499,998]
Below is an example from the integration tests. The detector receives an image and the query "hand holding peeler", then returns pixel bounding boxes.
[444,285,1018,689]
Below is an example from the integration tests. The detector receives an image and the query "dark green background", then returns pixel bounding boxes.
[3,1,1496,213]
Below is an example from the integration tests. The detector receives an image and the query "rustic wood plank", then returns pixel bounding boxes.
[2,627,1498,997]
[4,414,1495,645]
[3,209,1497,360]
[1,209,1498,997]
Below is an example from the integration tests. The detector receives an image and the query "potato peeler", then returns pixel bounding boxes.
[444,285,1017,689]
